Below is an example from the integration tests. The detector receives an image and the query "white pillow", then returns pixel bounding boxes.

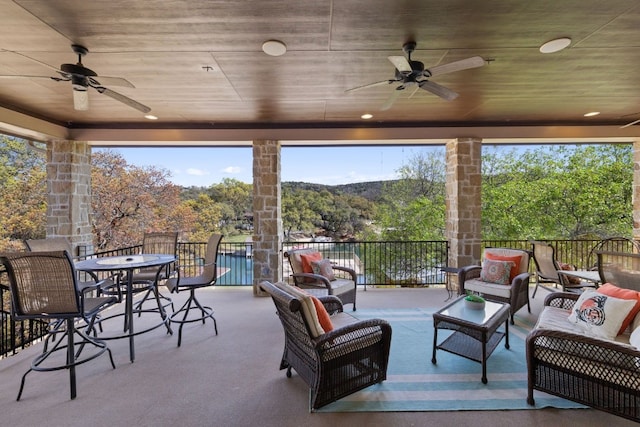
[630,326,640,350]
[567,289,637,340]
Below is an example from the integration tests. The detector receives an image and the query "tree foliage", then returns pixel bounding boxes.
[482,145,632,240]
[0,137,46,249]
[91,150,196,250]
[373,149,446,241]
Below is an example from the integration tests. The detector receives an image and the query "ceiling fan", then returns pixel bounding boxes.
[0,44,150,113]
[345,41,486,111]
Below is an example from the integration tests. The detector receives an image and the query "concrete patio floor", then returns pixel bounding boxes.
[0,285,635,427]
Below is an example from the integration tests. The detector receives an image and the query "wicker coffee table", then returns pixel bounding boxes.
[431,296,510,384]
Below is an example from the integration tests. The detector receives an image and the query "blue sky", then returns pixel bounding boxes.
[95,145,448,187]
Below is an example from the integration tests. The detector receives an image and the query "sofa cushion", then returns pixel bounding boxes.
[483,250,522,283]
[480,259,513,285]
[568,289,637,340]
[597,283,640,334]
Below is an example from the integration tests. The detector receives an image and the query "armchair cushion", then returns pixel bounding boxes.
[567,289,637,340]
[480,259,513,285]
[311,259,336,281]
[300,251,323,283]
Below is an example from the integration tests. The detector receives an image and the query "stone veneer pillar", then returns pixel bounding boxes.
[46,140,94,256]
[634,140,640,242]
[445,138,482,283]
[252,140,283,296]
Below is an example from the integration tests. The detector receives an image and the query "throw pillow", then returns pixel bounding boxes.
[480,259,513,285]
[597,283,640,334]
[567,289,637,340]
[311,259,336,281]
[310,296,334,333]
[484,252,522,282]
[300,251,323,283]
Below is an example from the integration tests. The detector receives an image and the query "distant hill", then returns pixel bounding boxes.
[283,180,394,201]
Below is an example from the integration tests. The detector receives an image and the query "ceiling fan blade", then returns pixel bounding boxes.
[426,56,486,77]
[380,87,403,111]
[94,86,151,113]
[388,56,412,73]
[419,80,459,101]
[89,76,135,88]
[620,119,640,129]
[4,50,62,73]
[0,74,64,81]
[345,79,395,93]
[73,89,89,111]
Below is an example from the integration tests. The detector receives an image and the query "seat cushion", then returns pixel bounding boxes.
[464,278,512,299]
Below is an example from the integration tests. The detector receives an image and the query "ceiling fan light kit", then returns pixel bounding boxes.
[345,41,485,110]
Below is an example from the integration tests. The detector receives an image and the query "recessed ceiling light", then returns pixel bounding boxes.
[145,114,158,120]
[262,40,287,56]
[584,111,600,117]
[361,113,373,120]
[539,37,572,54]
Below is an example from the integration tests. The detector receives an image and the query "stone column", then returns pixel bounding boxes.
[445,137,482,288]
[633,140,640,242]
[46,140,94,256]
[252,140,283,296]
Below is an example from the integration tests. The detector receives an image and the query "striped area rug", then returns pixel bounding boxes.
[318,308,586,412]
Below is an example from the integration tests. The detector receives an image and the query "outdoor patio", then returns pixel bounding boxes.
[0,284,635,426]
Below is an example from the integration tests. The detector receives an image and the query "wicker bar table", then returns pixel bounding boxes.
[431,296,510,384]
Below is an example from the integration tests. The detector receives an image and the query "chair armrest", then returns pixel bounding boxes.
[457,265,481,294]
[314,318,392,350]
[543,291,580,309]
[332,265,357,281]
[291,272,332,288]
[317,295,343,314]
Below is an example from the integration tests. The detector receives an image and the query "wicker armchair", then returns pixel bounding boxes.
[284,247,358,310]
[1,251,117,400]
[259,280,391,411]
[458,247,531,324]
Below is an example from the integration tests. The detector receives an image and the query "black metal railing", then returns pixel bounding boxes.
[3,237,639,358]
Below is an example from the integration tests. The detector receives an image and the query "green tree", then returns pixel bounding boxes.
[374,149,446,240]
[0,137,46,249]
[91,150,196,250]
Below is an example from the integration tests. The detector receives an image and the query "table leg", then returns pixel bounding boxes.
[481,331,487,384]
[431,324,438,364]
[126,269,135,362]
[504,319,510,350]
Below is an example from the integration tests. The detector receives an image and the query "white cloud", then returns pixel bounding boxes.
[186,168,210,177]
[222,166,242,174]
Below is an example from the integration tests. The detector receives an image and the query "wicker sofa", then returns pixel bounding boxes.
[526,250,640,422]
[259,280,391,411]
